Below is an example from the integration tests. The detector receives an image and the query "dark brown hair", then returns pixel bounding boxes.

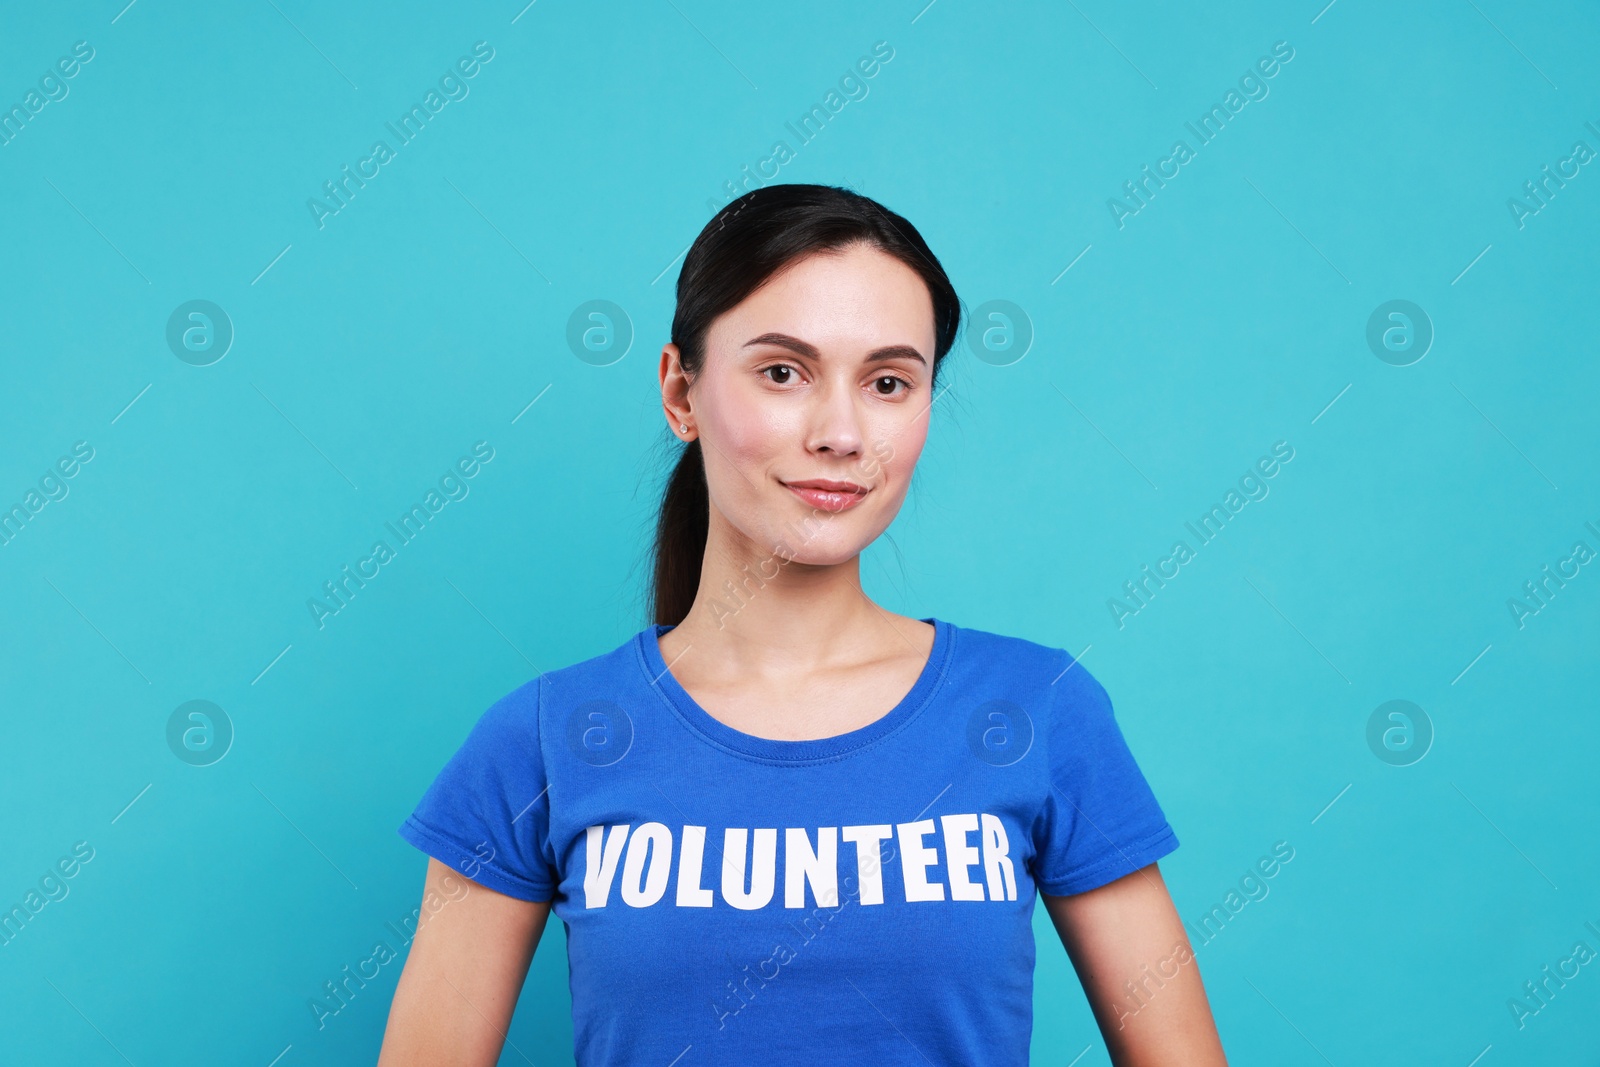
[650,184,961,627]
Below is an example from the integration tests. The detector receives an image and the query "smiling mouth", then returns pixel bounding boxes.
[781,480,870,513]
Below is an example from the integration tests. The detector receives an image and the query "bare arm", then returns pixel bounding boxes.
[1041,863,1227,1066]
[377,857,552,1067]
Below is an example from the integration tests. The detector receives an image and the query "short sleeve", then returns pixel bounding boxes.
[1031,655,1179,895]
[397,678,557,902]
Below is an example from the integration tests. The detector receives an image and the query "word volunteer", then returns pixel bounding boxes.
[581,814,1020,911]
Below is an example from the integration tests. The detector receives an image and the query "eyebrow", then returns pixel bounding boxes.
[742,332,927,367]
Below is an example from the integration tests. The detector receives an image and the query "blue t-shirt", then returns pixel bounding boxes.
[399,618,1178,1066]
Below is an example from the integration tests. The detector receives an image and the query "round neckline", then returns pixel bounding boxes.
[636,617,953,764]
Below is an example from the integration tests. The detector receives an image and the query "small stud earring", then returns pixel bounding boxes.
[680,423,689,434]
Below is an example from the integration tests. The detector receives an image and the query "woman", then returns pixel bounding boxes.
[378,184,1227,1065]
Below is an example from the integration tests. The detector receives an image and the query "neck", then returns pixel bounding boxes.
[668,510,893,671]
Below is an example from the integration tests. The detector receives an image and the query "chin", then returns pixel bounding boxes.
[781,542,870,567]
[763,520,877,566]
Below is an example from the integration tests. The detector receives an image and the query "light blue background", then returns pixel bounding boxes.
[2,1,1597,1064]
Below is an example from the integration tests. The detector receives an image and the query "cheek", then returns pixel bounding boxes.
[694,379,795,528]
[868,413,928,488]
[702,376,795,466]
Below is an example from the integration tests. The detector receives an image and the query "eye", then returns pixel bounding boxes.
[870,375,910,396]
[762,364,797,385]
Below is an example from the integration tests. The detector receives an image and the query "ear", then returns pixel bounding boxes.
[660,342,695,440]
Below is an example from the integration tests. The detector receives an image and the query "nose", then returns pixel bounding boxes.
[804,376,864,458]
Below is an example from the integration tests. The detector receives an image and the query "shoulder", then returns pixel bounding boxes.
[534,626,649,701]
[944,619,1060,664]
[476,626,649,727]
[942,619,1118,759]
[944,619,1107,702]
[446,628,647,770]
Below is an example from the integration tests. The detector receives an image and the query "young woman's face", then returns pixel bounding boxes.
[664,241,938,566]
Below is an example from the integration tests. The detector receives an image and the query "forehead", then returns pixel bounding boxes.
[707,243,937,357]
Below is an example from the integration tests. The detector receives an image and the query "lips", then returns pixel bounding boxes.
[782,479,870,513]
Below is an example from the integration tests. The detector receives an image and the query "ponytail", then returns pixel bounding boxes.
[650,439,709,626]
